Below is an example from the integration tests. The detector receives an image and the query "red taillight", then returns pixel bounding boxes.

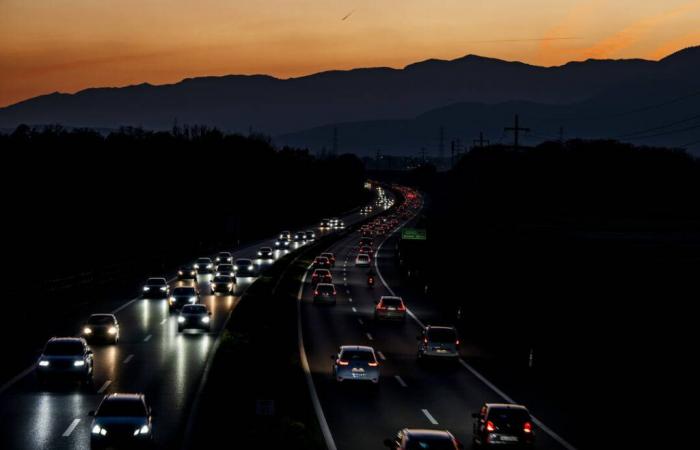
[455,340,460,345]
[314,290,319,296]
[397,304,406,311]
[486,421,496,432]
[523,422,532,434]
[368,361,379,367]
[337,360,349,366]
[423,338,428,344]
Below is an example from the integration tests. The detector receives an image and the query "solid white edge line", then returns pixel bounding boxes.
[0,365,35,397]
[298,265,338,450]
[394,375,408,388]
[421,409,439,425]
[62,418,80,437]
[375,200,578,450]
[143,334,152,342]
[123,354,134,364]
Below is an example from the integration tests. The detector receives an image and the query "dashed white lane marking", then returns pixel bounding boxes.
[348,298,353,303]
[143,334,152,342]
[97,380,112,394]
[377,351,386,361]
[62,419,80,437]
[366,332,373,341]
[422,409,439,425]
[123,354,134,364]
[351,307,358,313]
[160,318,167,325]
[358,318,364,325]
[346,289,350,294]
[395,375,408,387]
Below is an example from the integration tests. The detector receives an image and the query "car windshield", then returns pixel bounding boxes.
[341,350,374,361]
[146,279,166,286]
[182,305,207,314]
[88,315,114,325]
[322,253,333,258]
[260,247,272,252]
[173,287,196,296]
[197,258,211,264]
[44,341,83,355]
[218,253,230,257]
[317,285,335,293]
[214,276,232,283]
[488,408,531,427]
[357,255,369,260]
[217,265,233,271]
[406,437,455,450]
[427,328,457,342]
[97,399,147,417]
[382,298,403,307]
[315,270,330,276]
[236,260,252,266]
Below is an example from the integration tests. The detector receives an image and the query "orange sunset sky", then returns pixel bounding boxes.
[1,0,699,108]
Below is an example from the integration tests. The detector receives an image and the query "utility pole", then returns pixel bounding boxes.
[559,126,565,144]
[473,132,490,149]
[438,126,445,162]
[450,140,456,168]
[505,115,530,150]
[332,127,338,156]
[420,147,426,164]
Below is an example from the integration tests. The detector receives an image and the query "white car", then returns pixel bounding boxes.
[355,253,371,267]
[332,345,380,385]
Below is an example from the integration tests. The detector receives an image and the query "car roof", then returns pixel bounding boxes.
[486,403,530,412]
[173,286,196,292]
[182,304,207,312]
[316,283,335,288]
[403,429,453,439]
[260,246,272,250]
[218,252,231,255]
[48,337,85,344]
[426,325,456,331]
[314,269,330,273]
[89,313,116,318]
[380,296,403,302]
[340,345,374,352]
[236,258,252,263]
[146,277,167,283]
[105,393,144,401]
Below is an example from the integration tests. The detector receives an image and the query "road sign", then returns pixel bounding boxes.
[401,228,427,241]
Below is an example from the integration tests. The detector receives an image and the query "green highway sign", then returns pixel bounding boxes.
[401,228,427,241]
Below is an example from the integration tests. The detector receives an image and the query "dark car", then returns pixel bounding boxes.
[82,314,120,344]
[472,403,534,447]
[142,277,169,299]
[313,283,337,304]
[215,264,234,277]
[90,393,153,449]
[313,256,331,269]
[210,275,235,295]
[177,265,196,281]
[168,286,199,311]
[275,237,291,249]
[311,269,332,285]
[177,304,211,332]
[233,258,256,277]
[305,230,316,241]
[385,429,463,450]
[320,218,331,229]
[321,252,336,266]
[293,231,306,243]
[36,337,93,385]
[257,246,274,260]
[417,326,460,361]
[193,257,213,274]
[215,252,232,264]
[359,237,374,248]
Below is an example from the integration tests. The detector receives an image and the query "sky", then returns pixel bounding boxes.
[1,0,699,107]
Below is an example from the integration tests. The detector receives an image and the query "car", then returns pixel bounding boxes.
[313,283,337,304]
[355,253,371,267]
[36,337,93,385]
[177,304,212,332]
[320,218,331,229]
[293,231,306,243]
[194,257,214,274]
[233,258,256,277]
[142,277,169,298]
[257,246,274,259]
[332,345,380,384]
[320,252,336,266]
[177,265,196,281]
[215,264,234,277]
[359,245,373,255]
[168,286,199,311]
[417,326,460,361]
[210,275,235,295]
[384,429,464,450]
[89,393,153,449]
[305,230,316,241]
[313,256,331,269]
[82,314,120,344]
[215,252,232,264]
[335,219,345,229]
[374,296,407,321]
[279,230,292,240]
[311,269,332,285]
[472,403,535,447]
[359,237,374,248]
[275,237,291,249]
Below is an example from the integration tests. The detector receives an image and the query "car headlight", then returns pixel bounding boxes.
[202,316,210,324]
[160,286,167,291]
[178,271,183,275]
[143,286,150,291]
[207,264,213,269]
[227,283,233,289]
[194,264,199,269]
[248,265,254,271]
[83,327,92,334]
[189,296,197,303]
[134,424,150,436]
[178,316,186,323]
[108,327,117,335]
[190,271,195,275]
[92,425,107,436]
[73,360,85,367]
[257,251,262,256]
[38,360,49,367]
[169,297,175,304]
[216,272,221,277]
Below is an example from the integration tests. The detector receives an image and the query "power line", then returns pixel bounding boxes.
[625,123,700,141]
[615,113,700,139]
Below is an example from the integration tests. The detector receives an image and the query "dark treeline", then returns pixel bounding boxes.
[3,124,369,293]
[394,140,699,447]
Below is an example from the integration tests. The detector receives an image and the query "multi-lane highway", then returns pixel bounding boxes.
[298,193,578,450]
[0,193,385,450]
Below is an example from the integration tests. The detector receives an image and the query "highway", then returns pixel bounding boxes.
[298,195,578,450]
[0,199,380,450]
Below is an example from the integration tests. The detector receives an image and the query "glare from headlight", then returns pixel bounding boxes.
[73,360,85,367]
[134,424,150,436]
[190,271,195,275]
[83,327,92,334]
[178,316,185,323]
[92,425,107,435]
[257,251,262,256]
[206,264,213,269]
[178,271,183,275]
[169,297,175,304]
[189,296,197,303]
[38,360,49,367]
[248,265,254,271]
[227,283,233,289]
[108,327,117,335]
[194,264,200,269]
[160,286,167,291]
[202,316,210,323]
[143,286,149,291]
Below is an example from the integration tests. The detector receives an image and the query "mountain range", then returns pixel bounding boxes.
[1,46,699,155]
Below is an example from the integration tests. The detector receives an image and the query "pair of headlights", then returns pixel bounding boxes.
[178,316,210,323]
[83,327,117,335]
[91,424,149,436]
